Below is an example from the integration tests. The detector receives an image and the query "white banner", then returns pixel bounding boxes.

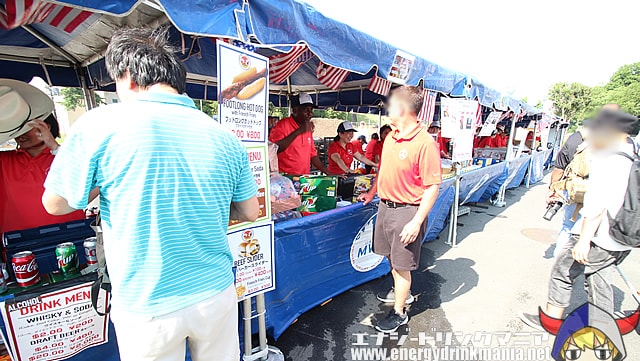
[440,98,480,139]
[452,129,475,162]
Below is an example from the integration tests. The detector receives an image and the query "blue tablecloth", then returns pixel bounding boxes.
[505,155,531,189]
[458,162,507,205]
[527,150,552,185]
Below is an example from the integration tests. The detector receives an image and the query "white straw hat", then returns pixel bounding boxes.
[0,79,54,144]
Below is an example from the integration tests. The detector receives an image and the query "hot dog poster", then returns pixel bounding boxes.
[217,41,269,144]
[227,222,275,301]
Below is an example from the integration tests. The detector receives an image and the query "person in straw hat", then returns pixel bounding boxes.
[0,79,85,233]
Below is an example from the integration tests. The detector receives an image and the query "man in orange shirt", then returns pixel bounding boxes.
[360,86,441,332]
[269,93,331,175]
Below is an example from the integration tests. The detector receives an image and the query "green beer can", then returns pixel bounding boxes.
[56,242,79,275]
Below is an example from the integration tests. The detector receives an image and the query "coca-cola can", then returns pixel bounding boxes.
[83,237,98,265]
[12,251,40,287]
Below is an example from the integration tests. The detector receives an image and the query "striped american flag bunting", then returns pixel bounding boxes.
[474,103,484,129]
[316,61,349,90]
[368,73,392,96]
[269,45,314,84]
[418,89,437,124]
[0,0,94,33]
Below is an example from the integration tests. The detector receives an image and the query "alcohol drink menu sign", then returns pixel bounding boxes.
[0,282,109,361]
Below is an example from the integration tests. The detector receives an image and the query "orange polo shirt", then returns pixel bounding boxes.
[0,148,85,233]
[378,124,442,204]
[268,116,317,175]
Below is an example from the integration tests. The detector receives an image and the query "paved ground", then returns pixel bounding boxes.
[271,172,640,361]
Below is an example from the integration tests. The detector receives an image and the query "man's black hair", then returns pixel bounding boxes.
[379,124,392,134]
[43,113,60,138]
[105,27,186,93]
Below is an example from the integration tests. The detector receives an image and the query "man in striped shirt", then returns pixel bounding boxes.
[42,27,258,361]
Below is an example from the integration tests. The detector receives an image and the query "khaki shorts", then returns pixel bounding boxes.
[111,284,239,361]
[373,202,426,271]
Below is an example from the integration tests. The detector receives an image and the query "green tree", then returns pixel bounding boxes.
[195,99,218,117]
[60,87,102,110]
[606,63,640,90]
[547,82,593,124]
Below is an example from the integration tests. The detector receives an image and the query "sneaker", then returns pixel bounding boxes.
[375,309,409,333]
[518,311,544,332]
[376,289,415,305]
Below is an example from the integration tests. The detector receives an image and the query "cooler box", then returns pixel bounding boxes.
[473,157,497,167]
[2,218,94,280]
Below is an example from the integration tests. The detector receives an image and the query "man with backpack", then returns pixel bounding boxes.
[520,108,639,328]
[546,124,589,258]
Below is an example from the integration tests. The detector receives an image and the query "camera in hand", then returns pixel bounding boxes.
[543,201,564,221]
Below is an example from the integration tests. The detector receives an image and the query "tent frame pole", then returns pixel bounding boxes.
[446,163,461,247]
[21,25,78,64]
[525,117,538,188]
[495,111,518,207]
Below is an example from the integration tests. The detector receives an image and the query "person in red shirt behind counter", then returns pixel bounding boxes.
[269,93,332,175]
[327,121,378,174]
[477,125,508,148]
[0,79,86,233]
[427,121,451,159]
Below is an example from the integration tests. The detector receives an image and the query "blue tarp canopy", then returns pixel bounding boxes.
[0,0,541,114]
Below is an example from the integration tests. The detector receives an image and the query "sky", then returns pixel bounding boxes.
[303,0,640,103]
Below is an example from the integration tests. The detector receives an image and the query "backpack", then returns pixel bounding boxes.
[608,152,640,247]
[551,142,591,220]
[89,214,111,315]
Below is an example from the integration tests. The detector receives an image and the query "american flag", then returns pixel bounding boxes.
[418,89,437,124]
[0,0,94,33]
[368,73,392,96]
[474,103,484,129]
[316,61,349,90]
[269,45,314,84]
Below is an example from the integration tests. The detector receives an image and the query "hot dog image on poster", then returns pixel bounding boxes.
[217,41,269,143]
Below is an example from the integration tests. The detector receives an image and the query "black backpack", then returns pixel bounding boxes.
[608,152,640,247]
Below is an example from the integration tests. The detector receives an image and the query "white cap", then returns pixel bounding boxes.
[296,92,314,107]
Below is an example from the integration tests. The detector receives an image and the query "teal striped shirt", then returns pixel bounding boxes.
[45,91,257,316]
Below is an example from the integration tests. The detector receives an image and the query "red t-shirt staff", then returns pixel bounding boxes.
[0,80,86,233]
[360,86,442,333]
[268,93,331,175]
[327,122,378,174]
[366,125,392,164]
[427,121,450,159]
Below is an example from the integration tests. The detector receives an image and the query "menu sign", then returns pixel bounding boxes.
[217,41,269,143]
[0,282,109,361]
[228,145,271,230]
[228,222,275,301]
[479,111,503,137]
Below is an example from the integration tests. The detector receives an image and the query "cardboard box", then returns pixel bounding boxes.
[297,176,337,197]
[298,195,337,213]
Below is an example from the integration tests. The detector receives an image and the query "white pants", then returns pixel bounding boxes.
[111,285,239,361]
